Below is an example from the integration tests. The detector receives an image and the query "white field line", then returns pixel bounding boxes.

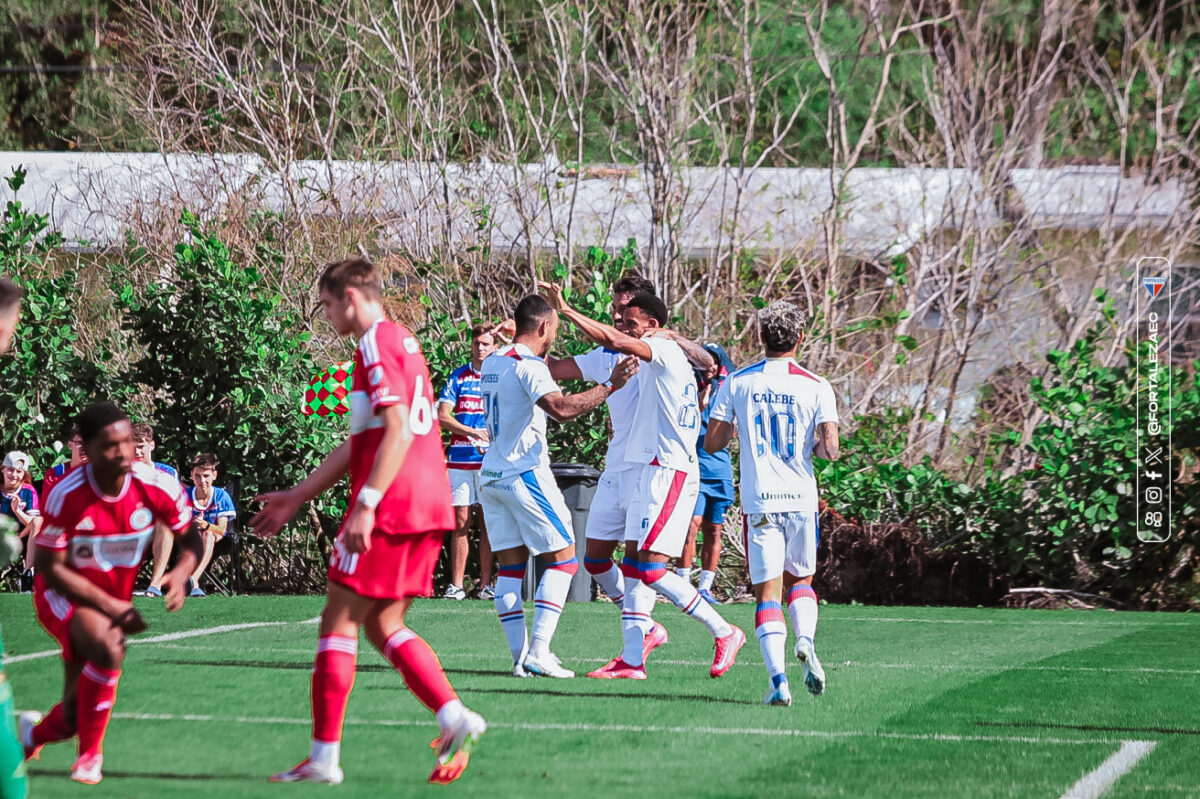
[1059,740,1158,799]
[107,711,1142,747]
[141,643,1200,676]
[3,619,317,665]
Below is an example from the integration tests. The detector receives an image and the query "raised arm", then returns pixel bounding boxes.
[538,282,653,361]
[546,355,584,381]
[536,355,637,422]
[662,330,715,372]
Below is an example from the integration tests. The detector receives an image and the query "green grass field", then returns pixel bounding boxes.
[1,595,1197,798]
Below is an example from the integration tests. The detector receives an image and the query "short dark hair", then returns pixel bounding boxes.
[470,323,492,339]
[758,300,807,353]
[514,295,555,335]
[0,278,22,313]
[612,272,655,297]
[318,258,382,300]
[78,402,130,444]
[131,422,155,443]
[624,292,668,327]
[190,452,219,472]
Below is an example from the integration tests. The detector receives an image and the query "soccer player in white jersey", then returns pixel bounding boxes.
[705,300,840,706]
[542,284,746,680]
[546,274,713,666]
[479,295,635,678]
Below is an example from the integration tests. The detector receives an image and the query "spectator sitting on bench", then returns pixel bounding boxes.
[184,453,236,597]
[1,451,40,593]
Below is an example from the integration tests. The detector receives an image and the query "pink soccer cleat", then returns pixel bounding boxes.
[710,625,746,678]
[586,657,648,680]
[429,708,486,785]
[641,622,669,661]
[70,753,104,785]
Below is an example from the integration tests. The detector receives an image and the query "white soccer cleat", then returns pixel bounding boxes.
[70,753,103,785]
[18,711,43,760]
[794,637,826,695]
[512,660,532,678]
[521,650,575,679]
[268,757,345,784]
[430,708,487,784]
[763,684,793,707]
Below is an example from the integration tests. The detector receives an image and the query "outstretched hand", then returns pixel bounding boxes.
[608,356,639,391]
[490,319,517,342]
[249,489,302,538]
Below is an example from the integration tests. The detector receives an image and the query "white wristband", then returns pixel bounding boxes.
[357,486,384,510]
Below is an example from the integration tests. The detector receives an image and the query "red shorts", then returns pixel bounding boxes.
[33,584,78,662]
[326,528,444,600]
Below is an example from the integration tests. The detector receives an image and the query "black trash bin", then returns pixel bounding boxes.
[523,463,600,601]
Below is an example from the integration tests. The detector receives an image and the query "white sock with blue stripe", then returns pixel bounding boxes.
[620,577,656,667]
[644,565,732,639]
[529,557,577,658]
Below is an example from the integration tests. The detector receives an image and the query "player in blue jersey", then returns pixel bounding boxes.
[678,343,736,605]
[437,324,504,599]
[183,453,237,597]
[705,301,840,706]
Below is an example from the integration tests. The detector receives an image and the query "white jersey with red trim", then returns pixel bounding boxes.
[624,335,700,474]
[35,461,192,601]
[479,343,560,480]
[573,346,640,471]
[709,357,839,513]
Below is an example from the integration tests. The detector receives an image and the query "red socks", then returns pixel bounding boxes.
[384,629,457,713]
[312,634,358,744]
[32,701,76,748]
[76,664,120,758]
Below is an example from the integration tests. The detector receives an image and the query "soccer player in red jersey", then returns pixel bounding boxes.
[19,402,203,785]
[251,257,486,786]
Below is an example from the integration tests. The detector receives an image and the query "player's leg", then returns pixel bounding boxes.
[444,504,471,600]
[23,660,81,760]
[581,468,631,603]
[66,605,128,784]
[187,530,217,596]
[271,582,370,784]
[747,513,790,705]
[476,505,495,597]
[480,478,531,674]
[510,467,577,678]
[588,538,657,679]
[363,598,486,784]
[696,499,729,603]
[0,668,28,799]
[634,468,744,677]
[783,511,823,695]
[676,511,702,581]
[143,526,174,595]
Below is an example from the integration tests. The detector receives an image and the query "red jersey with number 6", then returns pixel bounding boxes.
[34,461,193,601]
[348,318,454,535]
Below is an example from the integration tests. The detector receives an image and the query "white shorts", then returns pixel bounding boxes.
[480,467,575,556]
[584,466,638,542]
[743,511,818,584]
[448,468,481,507]
[625,464,700,558]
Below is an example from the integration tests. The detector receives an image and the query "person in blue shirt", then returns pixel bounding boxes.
[677,343,736,605]
[184,453,237,598]
[436,323,505,599]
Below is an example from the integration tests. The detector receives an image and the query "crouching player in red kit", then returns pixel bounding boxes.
[251,257,485,786]
[20,402,204,785]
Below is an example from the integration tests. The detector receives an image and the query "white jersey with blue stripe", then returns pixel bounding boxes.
[480,343,560,480]
[709,357,838,513]
[573,346,640,471]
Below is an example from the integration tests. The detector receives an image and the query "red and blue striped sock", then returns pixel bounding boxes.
[495,564,528,664]
[585,556,624,602]
[787,584,819,643]
[755,600,788,688]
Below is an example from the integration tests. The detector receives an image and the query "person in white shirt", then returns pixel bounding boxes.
[542,283,746,681]
[705,300,840,707]
[545,273,713,667]
[479,295,635,679]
